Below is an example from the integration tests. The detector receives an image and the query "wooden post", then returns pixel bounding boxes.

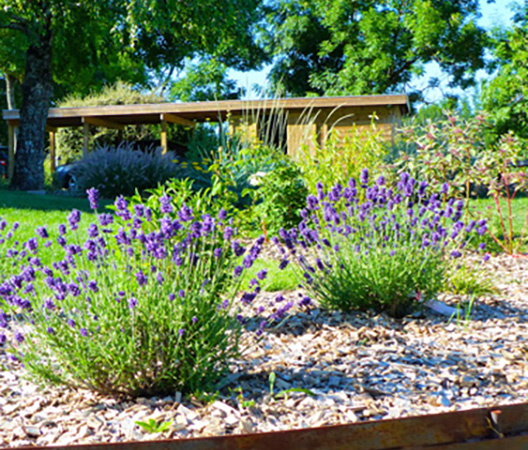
[160,120,168,154]
[83,122,90,157]
[7,122,15,181]
[49,131,56,174]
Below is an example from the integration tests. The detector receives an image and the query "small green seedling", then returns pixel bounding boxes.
[135,418,173,434]
[275,387,316,400]
[269,371,276,397]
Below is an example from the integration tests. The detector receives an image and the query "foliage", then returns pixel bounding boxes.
[135,418,173,434]
[0,0,266,191]
[262,0,488,98]
[55,84,165,165]
[387,111,494,202]
[0,193,267,397]
[116,176,239,235]
[472,133,528,254]
[443,262,497,297]
[298,120,388,197]
[74,143,184,199]
[170,58,245,102]
[481,5,528,142]
[389,111,528,254]
[274,171,487,318]
[252,157,308,235]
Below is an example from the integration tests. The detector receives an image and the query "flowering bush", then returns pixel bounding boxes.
[274,170,488,318]
[0,190,266,397]
[75,143,184,199]
[387,112,492,201]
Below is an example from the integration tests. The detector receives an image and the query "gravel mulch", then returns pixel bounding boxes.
[1,254,527,447]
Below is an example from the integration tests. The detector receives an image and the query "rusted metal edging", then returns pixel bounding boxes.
[4,402,528,450]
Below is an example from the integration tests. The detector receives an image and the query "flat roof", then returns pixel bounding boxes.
[2,94,409,128]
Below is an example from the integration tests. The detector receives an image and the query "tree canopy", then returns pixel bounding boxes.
[0,0,266,190]
[262,0,489,99]
[481,5,528,140]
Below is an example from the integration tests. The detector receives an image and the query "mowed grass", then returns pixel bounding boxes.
[0,188,114,270]
[467,195,527,253]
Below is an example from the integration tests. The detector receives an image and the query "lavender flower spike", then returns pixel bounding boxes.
[86,188,99,210]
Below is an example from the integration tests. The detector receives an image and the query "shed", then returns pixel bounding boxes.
[2,94,409,179]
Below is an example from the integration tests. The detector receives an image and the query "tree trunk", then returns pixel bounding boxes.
[5,73,16,110]
[10,26,53,191]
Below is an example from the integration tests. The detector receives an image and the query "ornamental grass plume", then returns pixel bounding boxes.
[0,190,267,397]
[274,170,488,318]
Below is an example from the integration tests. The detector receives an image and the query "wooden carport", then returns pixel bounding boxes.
[2,94,409,180]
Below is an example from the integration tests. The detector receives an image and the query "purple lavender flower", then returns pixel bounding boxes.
[359,168,369,186]
[279,259,289,270]
[178,204,193,222]
[36,226,49,239]
[87,224,99,238]
[178,289,185,298]
[67,210,81,231]
[218,209,227,221]
[441,183,449,195]
[169,293,176,301]
[178,328,185,337]
[160,193,173,214]
[67,319,76,328]
[233,266,243,277]
[257,269,267,280]
[26,238,38,254]
[135,271,148,286]
[128,296,138,309]
[483,253,490,262]
[214,247,222,258]
[86,188,99,210]
[14,332,24,343]
[306,195,319,210]
[99,214,114,227]
[80,328,89,337]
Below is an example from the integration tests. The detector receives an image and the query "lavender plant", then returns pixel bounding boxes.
[274,170,488,318]
[0,190,266,397]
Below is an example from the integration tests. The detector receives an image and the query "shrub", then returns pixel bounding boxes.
[0,192,267,397]
[387,112,493,203]
[274,171,488,318]
[297,120,388,197]
[252,159,308,235]
[75,143,184,198]
[55,83,166,165]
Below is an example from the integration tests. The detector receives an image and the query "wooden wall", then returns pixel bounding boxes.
[229,104,405,157]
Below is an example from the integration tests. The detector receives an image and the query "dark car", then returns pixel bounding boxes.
[55,162,81,191]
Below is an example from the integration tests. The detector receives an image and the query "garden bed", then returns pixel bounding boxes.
[1,254,527,448]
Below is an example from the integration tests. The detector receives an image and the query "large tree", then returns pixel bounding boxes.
[263,0,489,99]
[0,0,264,190]
[481,5,528,140]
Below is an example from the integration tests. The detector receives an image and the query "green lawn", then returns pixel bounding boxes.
[467,196,527,253]
[0,188,115,271]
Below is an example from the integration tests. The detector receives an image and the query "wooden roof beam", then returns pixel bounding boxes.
[82,116,124,130]
[161,113,196,127]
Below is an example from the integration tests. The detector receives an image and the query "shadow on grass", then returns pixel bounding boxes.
[0,188,113,213]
